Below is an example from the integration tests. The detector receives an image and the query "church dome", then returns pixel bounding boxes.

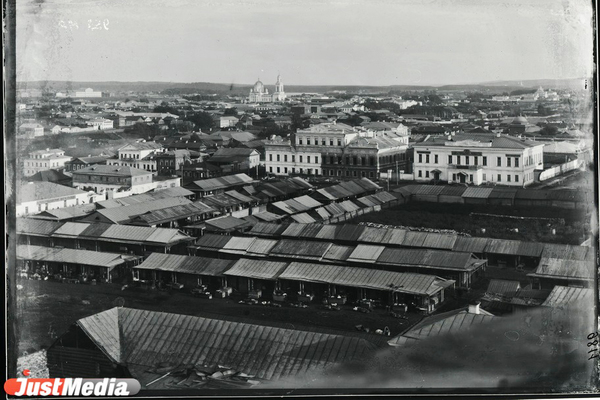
[253,80,265,93]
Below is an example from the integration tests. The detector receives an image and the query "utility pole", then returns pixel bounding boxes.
[396,159,399,185]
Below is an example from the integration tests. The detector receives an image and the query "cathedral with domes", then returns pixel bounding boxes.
[248,75,286,103]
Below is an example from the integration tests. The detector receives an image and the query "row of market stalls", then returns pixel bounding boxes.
[246,222,593,268]
[17,218,195,256]
[394,185,592,209]
[132,253,456,314]
[190,233,486,289]
[17,245,142,283]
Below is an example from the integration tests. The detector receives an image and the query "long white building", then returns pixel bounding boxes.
[412,133,544,187]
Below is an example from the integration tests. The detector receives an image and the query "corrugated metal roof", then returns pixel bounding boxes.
[338,200,361,212]
[77,307,376,382]
[453,236,489,253]
[323,203,346,217]
[221,236,256,254]
[193,173,253,191]
[355,196,379,207]
[462,187,493,198]
[377,248,474,271]
[322,244,354,262]
[389,310,497,345]
[335,225,366,242]
[278,262,448,296]
[347,245,386,263]
[224,258,289,280]
[542,285,593,307]
[380,229,408,246]
[516,241,545,257]
[17,245,133,268]
[295,195,322,209]
[439,185,468,196]
[291,213,317,223]
[252,211,286,222]
[245,238,278,257]
[355,178,381,191]
[136,202,215,225]
[270,239,332,260]
[146,229,191,245]
[401,231,429,248]
[205,216,251,232]
[357,226,389,244]
[489,187,518,199]
[313,207,331,221]
[530,257,594,280]
[194,233,232,250]
[315,224,338,240]
[224,190,255,203]
[91,197,192,223]
[414,185,445,196]
[486,279,520,297]
[541,243,590,261]
[17,218,64,236]
[248,222,289,237]
[281,223,306,238]
[372,191,397,203]
[134,253,233,276]
[485,239,522,255]
[421,233,457,250]
[514,189,553,200]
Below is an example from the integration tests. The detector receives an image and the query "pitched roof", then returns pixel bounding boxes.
[75,307,376,383]
[19,182,89,203]
[17,245,136,268]
[88,197,192,223]
[72,165,151,177]
[541,285,594,307]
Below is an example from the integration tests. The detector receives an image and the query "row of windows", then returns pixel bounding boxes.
[25,161,62,168]
[269,154,319,164]
[416,170,523,183]
[269,166,320,175]
[298,137,342,147]
[121,153,141,159]
[418,154,524,168]
[324,170,375,178]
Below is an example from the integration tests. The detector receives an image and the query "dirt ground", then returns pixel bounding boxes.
[14,278,430,356]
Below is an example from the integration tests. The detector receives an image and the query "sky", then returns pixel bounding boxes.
[15,0,595,86]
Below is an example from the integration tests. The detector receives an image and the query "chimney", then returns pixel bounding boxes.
[468,301,481,315]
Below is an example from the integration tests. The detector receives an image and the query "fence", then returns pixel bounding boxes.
[538,159,583,182]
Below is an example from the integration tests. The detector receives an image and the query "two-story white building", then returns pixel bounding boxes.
[412,133,544,187]
[17,182,104,217]
[23,148,72,177]
[264,122,410,178]
[106,142,164,174]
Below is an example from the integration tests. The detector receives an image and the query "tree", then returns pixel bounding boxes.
[539,125,559,136]
[187,112,214,131]
[223,108,238,116]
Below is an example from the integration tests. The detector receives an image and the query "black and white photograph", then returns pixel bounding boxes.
[5,0,599,396]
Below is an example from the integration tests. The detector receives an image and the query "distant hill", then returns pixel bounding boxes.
[16,78,588,95]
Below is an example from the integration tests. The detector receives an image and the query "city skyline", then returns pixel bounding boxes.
[16,0,594,86]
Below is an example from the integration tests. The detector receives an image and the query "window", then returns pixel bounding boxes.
[515,158,519,167]
[474,156,478,165]
[483,173,487,181]
[299,138,303,145]
[418,170,422,177]
[483,156,487,166]
[497,174,501,182]
[322,139,326,146]
[269,167,273,172]
[299,155,303,162]
[507,175,511,182]
[277,167,280,173]
[284,155,288,162]
[330,139,334,146]
[307,156,311,163]
[337,139,342,146]
[353,156,357,165]
[507,158,511,167]
[425,171,429,178]
[292,155,295,162]
[457,156,461,165]
[353,171,357,177]
[469,174,473,182]
[330,156,334,164]
[465,156,469,165]
[515,175,519,182]
[292,168,295,173]
[426,154,430,163]
[284,167,288,173]
[448,155,453,164]
[418,154,423,163]
[497,157,502,167]
[315,157,319,164]
[276,154,280,162]
[345,156,350,165]
[452,174,456,181]
[434,154,438,164]
[370,157,375,166]
[307,138,311,145]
